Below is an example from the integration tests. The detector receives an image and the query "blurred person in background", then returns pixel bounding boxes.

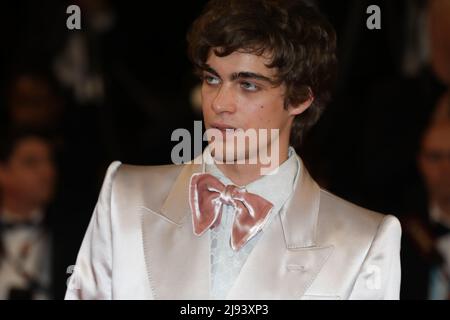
[0,129,57,299]
[358,0,450,215]
[401,98,450,299]
[5,71,110,299]
[399,0,450,300]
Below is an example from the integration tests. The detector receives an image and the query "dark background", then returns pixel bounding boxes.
[0,0,447,299]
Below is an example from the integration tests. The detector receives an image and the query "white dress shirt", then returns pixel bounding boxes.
[205,147,299,299]
[0,209,51,300]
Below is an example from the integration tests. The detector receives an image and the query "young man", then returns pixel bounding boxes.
[0,129,57,299]
[66,0,401,300]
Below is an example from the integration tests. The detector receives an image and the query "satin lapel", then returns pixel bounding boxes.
[141,159,212,299]
[226,214,334,299]
[227,156,333,299]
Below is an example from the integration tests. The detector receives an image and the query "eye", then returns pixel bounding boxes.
[240,81,259,92]
[203,74,221,86]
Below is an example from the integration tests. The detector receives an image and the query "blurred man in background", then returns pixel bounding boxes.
[399,0,450,300]
[3,70,105,299]
[0,129,57,299]
[401,99,450,299]
[357,0,449,215]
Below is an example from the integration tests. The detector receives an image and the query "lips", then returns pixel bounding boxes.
[210,123,237,133]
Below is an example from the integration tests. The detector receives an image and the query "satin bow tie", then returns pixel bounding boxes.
[189,173,274,251]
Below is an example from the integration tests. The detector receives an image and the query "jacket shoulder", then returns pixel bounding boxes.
[115,162,183,183]
[110,161,184,210]
[317,189,401,249]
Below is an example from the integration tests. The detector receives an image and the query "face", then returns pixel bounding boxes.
[201,50,311,163]
[0,137,56,208]
[418,121,450,203]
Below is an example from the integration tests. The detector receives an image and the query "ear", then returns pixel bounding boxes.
[288,88,314,116]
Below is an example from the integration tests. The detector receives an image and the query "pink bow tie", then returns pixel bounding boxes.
[189,173,274,251]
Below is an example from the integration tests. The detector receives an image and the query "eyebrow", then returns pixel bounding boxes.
[202,65,276,85]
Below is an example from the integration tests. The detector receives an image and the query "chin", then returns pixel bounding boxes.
[210,144,259,165]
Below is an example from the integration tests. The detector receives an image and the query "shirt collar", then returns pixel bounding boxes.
[204,146,299,210]
[430,203,450,230]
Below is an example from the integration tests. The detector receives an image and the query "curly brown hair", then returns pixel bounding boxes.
[187,0,337,146]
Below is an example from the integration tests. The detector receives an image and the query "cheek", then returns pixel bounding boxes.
[422,163,441,181]
[245,100,286,128]
[200,87,207,107]
[3,172,30,193]
[201,87,214,112]
[18,170,38,186]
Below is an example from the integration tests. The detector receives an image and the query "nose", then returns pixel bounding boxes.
[211,84,237,114]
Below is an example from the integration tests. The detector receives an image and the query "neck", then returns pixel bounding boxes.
[1,194,40,222]
[215,145,289,186]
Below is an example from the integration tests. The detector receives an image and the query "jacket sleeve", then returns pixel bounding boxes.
[65,161,122,300]
[349,214,402,300]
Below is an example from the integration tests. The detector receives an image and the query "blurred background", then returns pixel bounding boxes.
[0,0,449,299]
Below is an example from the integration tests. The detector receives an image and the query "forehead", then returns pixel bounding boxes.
[206,49,276,77]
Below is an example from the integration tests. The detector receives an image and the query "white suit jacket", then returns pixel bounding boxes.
[65,155,402,300]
